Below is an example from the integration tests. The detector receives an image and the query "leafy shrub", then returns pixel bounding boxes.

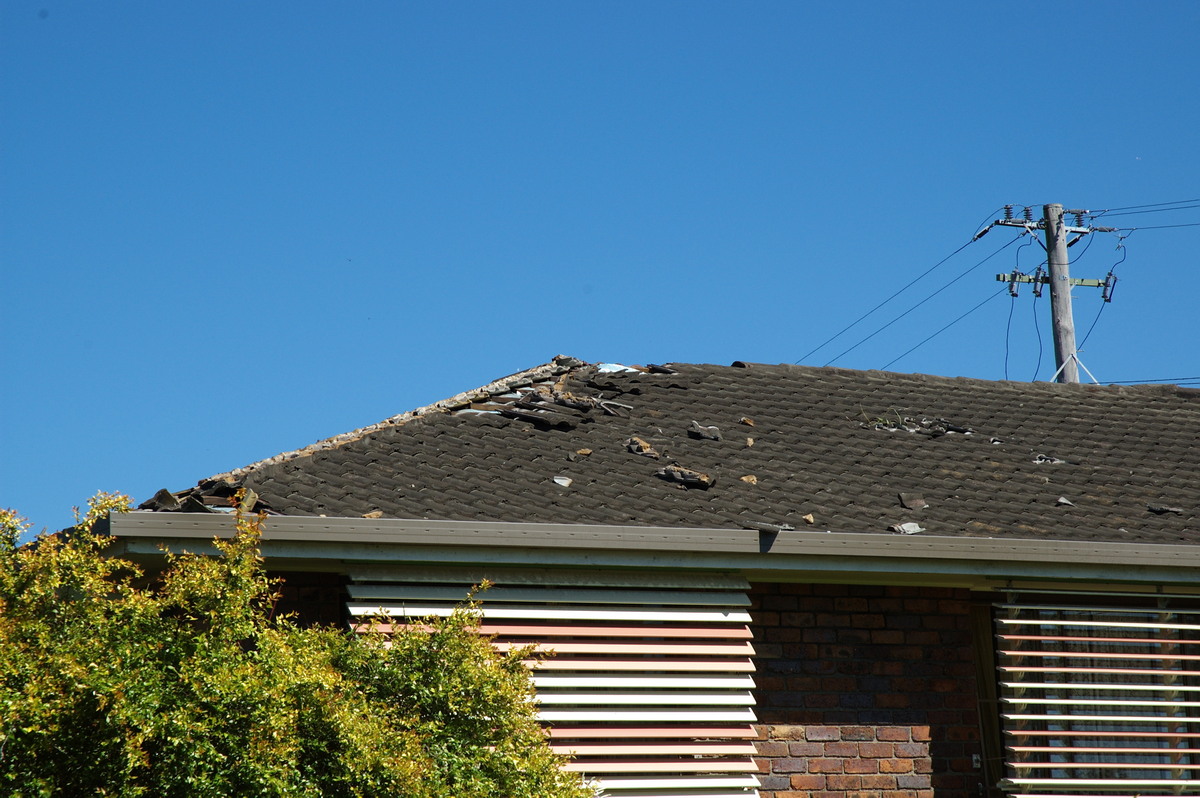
[0,495,590,798]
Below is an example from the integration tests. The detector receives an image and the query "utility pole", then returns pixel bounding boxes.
[1044,204,1078,383]
[992,204,1116,384]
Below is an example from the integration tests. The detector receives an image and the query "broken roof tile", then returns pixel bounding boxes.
[160,357,1200,546]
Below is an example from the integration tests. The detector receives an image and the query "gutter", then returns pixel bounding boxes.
[106,512,1200,589]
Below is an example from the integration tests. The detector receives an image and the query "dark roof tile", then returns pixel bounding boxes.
[166,358,1200,545]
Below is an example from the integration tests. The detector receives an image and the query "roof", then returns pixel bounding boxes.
[152,355,1200,546]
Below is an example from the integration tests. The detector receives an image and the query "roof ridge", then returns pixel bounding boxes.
[201,355,589,487]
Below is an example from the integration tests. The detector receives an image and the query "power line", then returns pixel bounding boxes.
[1107,377,1200,385]
[1096,198,1200,213]
[1092,203,1200,219]
[881,286,1007,371]
[1004,296,1017,381]
[824,233,1022,366]
[1116,221,1200,231]
[1030,292,1043,382]
[794,206,1007,364]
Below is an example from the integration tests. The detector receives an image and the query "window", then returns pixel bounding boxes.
[996,590,1200,798]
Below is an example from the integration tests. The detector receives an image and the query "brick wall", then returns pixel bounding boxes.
[749,583,984,798]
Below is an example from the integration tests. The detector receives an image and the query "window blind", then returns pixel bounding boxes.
[997,590,1200,798]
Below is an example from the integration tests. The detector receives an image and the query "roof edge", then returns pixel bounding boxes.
[201,355,589,487]
[108,512,1200,584]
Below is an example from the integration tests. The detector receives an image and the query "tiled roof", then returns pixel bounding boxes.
[162,356,1200,545]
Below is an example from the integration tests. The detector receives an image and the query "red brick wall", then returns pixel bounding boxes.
[749,583,984,798]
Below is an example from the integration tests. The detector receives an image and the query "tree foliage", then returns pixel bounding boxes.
[0,495,590,798]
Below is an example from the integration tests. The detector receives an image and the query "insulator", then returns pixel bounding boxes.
[1023,206,1033,222]
[1004,205,1014,221]
[1032,266,1046,297]
[1102,272,1118,303]
[1074,212,1084,227]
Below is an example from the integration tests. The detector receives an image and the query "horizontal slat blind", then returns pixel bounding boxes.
[348,566,759,798]
[997,590,1200,798]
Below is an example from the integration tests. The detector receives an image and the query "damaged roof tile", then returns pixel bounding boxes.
[156,356,1200,546]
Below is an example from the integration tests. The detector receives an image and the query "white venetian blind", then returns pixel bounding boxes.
[997,590,1200,798]
[347,565,760,798]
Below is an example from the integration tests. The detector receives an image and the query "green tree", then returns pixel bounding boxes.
[0,495,590,798]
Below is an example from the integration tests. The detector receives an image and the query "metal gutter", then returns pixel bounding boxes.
[106,512,1200,587]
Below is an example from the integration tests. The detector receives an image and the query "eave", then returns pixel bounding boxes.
[105,511,1200,591]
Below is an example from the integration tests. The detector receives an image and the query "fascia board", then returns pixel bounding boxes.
[106,512,1200,585]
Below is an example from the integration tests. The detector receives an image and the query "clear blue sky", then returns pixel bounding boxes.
[3,1,1198,536]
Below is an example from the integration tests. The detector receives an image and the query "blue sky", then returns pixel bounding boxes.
[3,1,1198,536]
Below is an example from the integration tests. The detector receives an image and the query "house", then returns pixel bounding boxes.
[109,356,1200,798]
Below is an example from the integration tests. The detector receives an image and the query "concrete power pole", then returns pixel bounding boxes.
[994,204,1116,384]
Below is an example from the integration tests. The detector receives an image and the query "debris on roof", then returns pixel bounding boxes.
[743,521,795,533]
[1056,496,1076,507]
[864,414,974,437]
[626,437,661,459]
[890,522,925,535]
[553,476,573,488]
[156,356,1200,546]
[688,421,722,441]
[739,475,758,484]
[656,465,717,489]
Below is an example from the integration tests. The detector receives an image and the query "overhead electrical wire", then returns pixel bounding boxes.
[1030,291,1043,382]
[881,286,1008,371]
[1004,296,1016,381]
[1115,221,1200,231]
[1077,236,1125,352]
[823,233,1022,367]
[794,206,1007,364]
[1107,377,1200,385]
[1090,203,1200,219]
[1092,197,1200,213]
[1003,233,1037,381]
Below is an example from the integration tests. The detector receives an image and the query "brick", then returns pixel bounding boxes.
[879,759,915,773]
[827,775,863,790]
[895,742,929,758]
[860,774,898,789]
[852,613,886,628]
[877,727,910,741]
[841,725,876,741]
[835,597,870,611]
[789,775,826,790]
[896,773,932,789]
[771,757,809,773]
[824,742,858,757]
[809,758,844,773]
[756,741,790,757]
[844,758,880,774]
[788,742,824,756]
[770,724,807,739]
[805,726,841,741]
[911,725,932,741]
[859,742,895,758]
